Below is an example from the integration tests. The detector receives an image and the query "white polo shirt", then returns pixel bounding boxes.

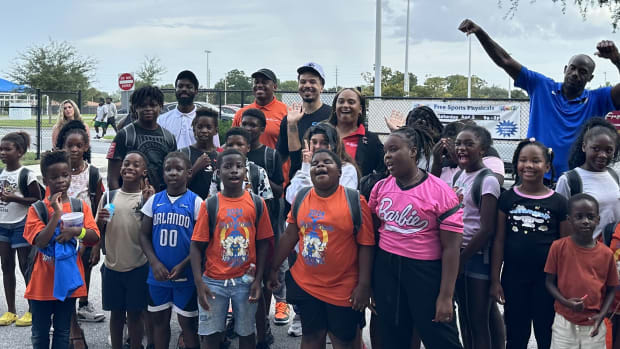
[158,105,220,149]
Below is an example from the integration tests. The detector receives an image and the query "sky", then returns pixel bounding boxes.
[0,0,618,94]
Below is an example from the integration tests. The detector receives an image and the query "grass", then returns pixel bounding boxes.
[0,114,95,128]
[0,152,39,169]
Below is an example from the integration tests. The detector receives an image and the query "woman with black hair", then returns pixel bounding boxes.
[327,88,385,177]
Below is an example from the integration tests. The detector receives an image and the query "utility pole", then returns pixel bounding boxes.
[374,0,382,97]
[404,0,411,96]
[204,50,212,89]
[335,66,339,90]
[467,35,472,98]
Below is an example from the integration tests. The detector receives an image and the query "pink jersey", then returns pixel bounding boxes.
[369,173,464,260]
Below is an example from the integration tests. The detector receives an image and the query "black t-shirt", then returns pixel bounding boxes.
[276,104,332,160]
[180,145,219,199]
[107,122,177,191]
[498,188,568,282]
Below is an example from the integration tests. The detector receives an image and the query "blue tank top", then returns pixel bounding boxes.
[147,190,198,288]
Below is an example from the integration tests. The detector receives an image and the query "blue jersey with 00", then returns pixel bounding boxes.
[147,190,198,288]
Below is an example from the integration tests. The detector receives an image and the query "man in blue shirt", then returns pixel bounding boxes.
[458,19,620,178]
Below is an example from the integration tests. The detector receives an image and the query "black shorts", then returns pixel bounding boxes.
[107,117,116,126]
[102,263,149,312]
[285,271,362,342]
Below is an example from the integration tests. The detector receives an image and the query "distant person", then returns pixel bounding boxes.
[276,62,332,179]
[94,98,109,139]
[52,100,90,148]
[459,19,620,178]
[105,97,118,133]
[158,70,220,150]
[107,86,177,192]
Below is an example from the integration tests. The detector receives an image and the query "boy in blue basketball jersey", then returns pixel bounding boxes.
[139,152,203,349]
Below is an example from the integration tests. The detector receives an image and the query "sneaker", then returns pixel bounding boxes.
[0,312,17,326]
[15,312,32,327]
[273,302,290,325]
[264,324,274,345]
[77,304,105,322]
[287,314,302,337]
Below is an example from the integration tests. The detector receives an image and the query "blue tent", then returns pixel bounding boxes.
[0,78,27,92]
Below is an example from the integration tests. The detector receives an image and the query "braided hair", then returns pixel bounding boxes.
[406,106,444,142]
[568,117,619,170]
[55,120,91,163]
[391,125,436,170]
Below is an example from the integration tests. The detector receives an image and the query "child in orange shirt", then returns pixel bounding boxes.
[545,193,619,348]
[190,148,273,349]
[22,150,100,349]
[268,149,375,348]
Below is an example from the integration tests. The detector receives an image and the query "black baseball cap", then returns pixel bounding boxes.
[251,68,277,82]
[176,70,199,89]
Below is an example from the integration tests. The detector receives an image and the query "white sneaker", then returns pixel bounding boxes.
[287,314,302,337]
[77,304,105,322]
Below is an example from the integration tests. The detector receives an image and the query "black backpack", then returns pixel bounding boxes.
[452,168,496,208]
[87,166,101,208]
[291,186,362,235]
[0,168,44,198]
[124,122,176,150]
[564,168,620,196]
[359,170,388,201]
[206,192,264,240]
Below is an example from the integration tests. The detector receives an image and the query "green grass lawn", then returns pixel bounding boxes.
[0,114,95,128]
[0,152,39,169]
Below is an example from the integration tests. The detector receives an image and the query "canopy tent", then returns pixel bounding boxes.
[0,78,27,92]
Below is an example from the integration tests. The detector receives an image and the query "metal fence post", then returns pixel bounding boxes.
[77,90,82,112]
[218,92,223,119]
[240,91,245,108]
[36,89,41,160]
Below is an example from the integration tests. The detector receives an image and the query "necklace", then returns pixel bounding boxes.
[72,162,86,173]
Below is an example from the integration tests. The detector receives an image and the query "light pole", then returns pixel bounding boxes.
[467,35,472,98]
[404,0,411,96]
[374,0,382,97]
[204,50,211,89]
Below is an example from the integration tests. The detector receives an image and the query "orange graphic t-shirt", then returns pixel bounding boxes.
[286,186,375,307]
[192,192,273,280]
[22,198,100,301]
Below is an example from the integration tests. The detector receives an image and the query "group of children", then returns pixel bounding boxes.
[1,83,619,349]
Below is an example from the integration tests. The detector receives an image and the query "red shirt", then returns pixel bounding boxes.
[341,124,366,160]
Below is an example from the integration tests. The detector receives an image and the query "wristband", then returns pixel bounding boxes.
[77,228,86,240]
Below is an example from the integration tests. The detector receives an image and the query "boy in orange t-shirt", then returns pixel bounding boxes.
[23,150,100,348]
[268,149,375,348]
[545,193,619,347]
[190,148,273,349]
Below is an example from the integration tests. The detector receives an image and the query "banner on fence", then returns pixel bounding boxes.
[417,102,521,140]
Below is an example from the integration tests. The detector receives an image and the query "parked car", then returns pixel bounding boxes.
[160,102,234,120]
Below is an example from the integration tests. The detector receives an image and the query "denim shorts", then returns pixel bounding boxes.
[464,252,490,280]
[0,219,28,249]
[198,275,257,337]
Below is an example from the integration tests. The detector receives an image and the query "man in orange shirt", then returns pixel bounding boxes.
[232,69,287,149]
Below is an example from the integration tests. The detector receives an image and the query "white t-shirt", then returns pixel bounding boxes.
[106,103,117,118]
[142,193,203,219]
[452,167,501,247]
[95,105,108,122]
[158,106,220,149]
[556,167,620,238]
[0,167,38,224]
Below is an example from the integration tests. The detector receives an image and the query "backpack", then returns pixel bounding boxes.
[87,165,101,208]
[565,168,620,196]
[124,123,176,150]
[206,192,264,240]
[291,186,362,235]
[25,197,84,283]
[603,221,619,247]
[263,147,277,179]
[359,170,388,201]
[0,168,44,198]
[452,168,496,209]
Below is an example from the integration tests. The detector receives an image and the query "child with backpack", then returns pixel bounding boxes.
[489,139,569,349]
[545,193,618,347]
[96,151,155,349]
[451,125,504,349]
[139,152,202,349]
[191,148,273,349]
[369,127,463,349]
[107,86,177,192]
[179,107,222,200]
[56,120,105,324]
[208,127,273,201]
[268,148,375,348]
[555,117,620,240]
[0,132,42,327]
[23,150,100,349]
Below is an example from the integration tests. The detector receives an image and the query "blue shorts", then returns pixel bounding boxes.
[198,275,257,337]
[148,284,198,317]
[0,219,28,249]
[464,253,490,280]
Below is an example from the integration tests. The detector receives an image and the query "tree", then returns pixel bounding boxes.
[502,0,620,30]
[213,69,252,104]
[135,56,167,88]
[361,66,418,96]
[278,80,298,92]
[7,39,97,121]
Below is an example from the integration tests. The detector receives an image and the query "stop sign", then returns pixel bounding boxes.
[118,73,135,91]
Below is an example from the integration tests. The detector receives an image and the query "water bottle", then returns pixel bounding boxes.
[241,263,256,283]
[104,203,115,222]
